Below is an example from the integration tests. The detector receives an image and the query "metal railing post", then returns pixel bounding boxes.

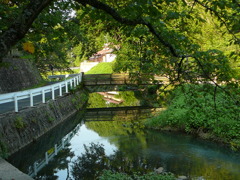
[52,86,55,100]
[74,78,76,87]
[42,89,45,103]
[59,84,62,96]
[65,81,68,93]
[76,76,79,85]
[30,92,33,107]
[70,79,73,89]
[14,95,18,112]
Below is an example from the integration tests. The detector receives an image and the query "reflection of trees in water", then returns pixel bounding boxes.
[86,120,148,154]
[35,148,74,180]
[144,131,240,180]
[85,122,240,180]
[71,143,163,180]
[87,91,140,108]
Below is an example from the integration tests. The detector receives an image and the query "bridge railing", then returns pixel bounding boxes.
[83,73,169,85]
[0,73,82,113]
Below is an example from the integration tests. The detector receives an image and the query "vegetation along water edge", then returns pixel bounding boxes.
[145,84,240,151]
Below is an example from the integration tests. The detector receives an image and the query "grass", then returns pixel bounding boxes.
[85,62,114,74]
[41,68,80,79]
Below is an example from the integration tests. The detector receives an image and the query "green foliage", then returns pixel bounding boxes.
[72,90,89,110]
[15,0,81,73]
[48,116,55,123]
[21,79,49,91]
[71,143,107,179]
[85,62,115,74]
[99,170,131,180]
[1,0,239,86]
[69,82,84,94]
[116,91,140,107]
[145,84,240,150]
[79,91,89,102]
[99,170,175,180]
[87,93,107,108]
[0,1,27,34]
[14,116,25,129]
[71,143,175,180]
[31,118,37,124]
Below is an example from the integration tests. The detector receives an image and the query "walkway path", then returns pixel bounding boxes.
[0,158,33,180]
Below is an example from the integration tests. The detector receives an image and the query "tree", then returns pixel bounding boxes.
[0,0,53,59]
[0,0,239,82]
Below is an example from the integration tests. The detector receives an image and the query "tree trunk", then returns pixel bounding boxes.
[0,0,53,62]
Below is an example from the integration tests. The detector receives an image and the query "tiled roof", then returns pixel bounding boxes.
[96,48,113,55]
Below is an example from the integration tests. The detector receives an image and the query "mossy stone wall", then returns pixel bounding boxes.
[0,89,88,156]
[0,58,42,93]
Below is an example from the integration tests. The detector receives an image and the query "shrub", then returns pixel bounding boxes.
[146,84,240,149]
[14,116,26,129]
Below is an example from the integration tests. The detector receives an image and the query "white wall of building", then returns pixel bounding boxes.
[104,54,116,62]
[80,61,99,72]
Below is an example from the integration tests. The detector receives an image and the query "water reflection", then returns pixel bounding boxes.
[87,91,140,108]
[85,120,240,179]
[28,124,81,177]
[7,109,240,180]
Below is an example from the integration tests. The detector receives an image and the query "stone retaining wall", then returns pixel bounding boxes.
[0,89,88,156]
[0,58,42,93]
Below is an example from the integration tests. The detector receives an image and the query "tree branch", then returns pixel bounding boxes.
[194,56,238,104]
[195,0,240,43]
[0,0,53,62]
[75,0,187,58]
[0,0,191,63]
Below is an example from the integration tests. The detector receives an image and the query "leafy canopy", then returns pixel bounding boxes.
[0,0,239,81]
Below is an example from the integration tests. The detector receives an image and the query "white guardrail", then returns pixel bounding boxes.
[0,73,83,113]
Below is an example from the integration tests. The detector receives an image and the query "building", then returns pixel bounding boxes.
[89,43,116,63]
[80,43,117,72]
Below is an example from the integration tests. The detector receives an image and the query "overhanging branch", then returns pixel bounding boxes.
[76,0,187,58]
[195,0,240,43]
[0,0,53,62]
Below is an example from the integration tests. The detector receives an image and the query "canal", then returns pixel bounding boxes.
[7,92,240,180]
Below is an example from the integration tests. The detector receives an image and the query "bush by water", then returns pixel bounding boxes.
[146,84,240,150]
